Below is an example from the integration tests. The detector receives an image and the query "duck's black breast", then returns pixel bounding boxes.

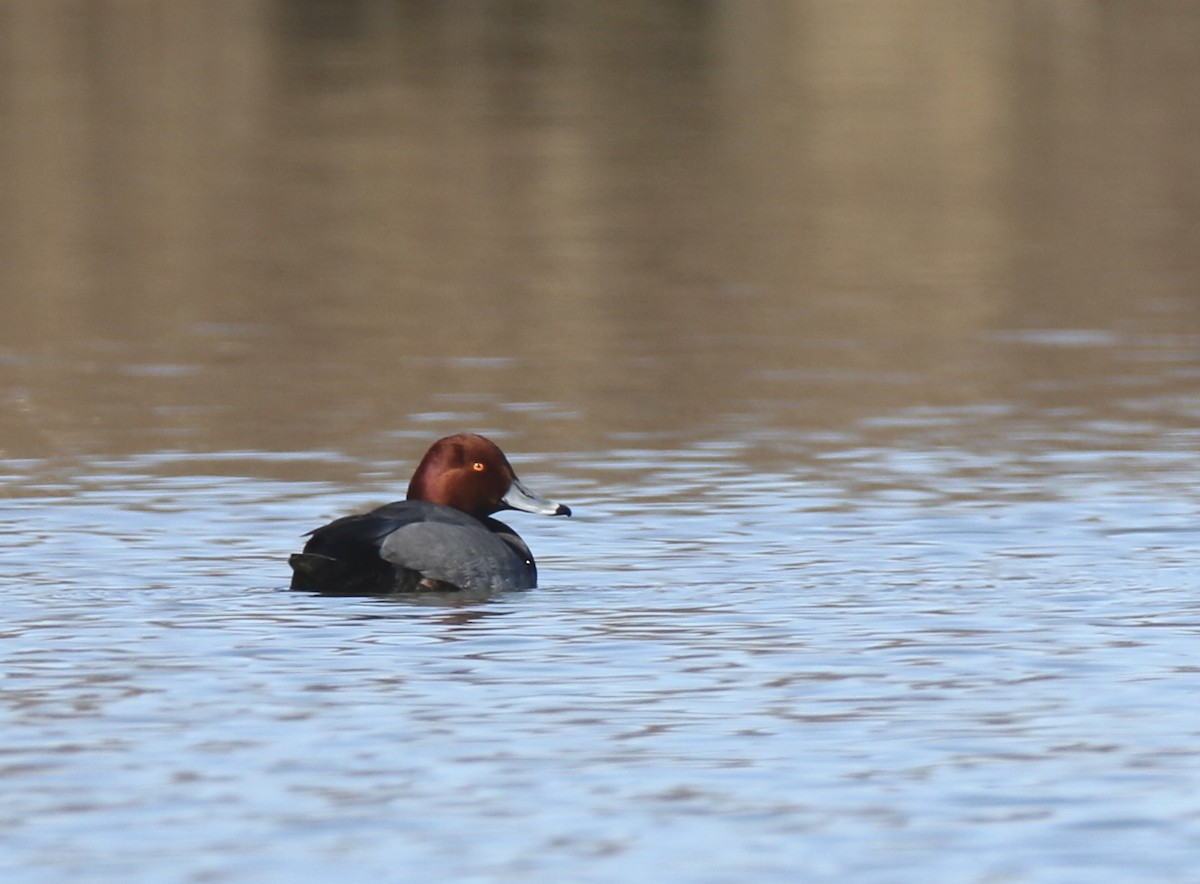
[288,500,536,595]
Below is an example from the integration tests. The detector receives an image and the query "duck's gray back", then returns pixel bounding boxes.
[379,516,536,591]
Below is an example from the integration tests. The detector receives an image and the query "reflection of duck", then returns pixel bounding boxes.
[288,434,571,595]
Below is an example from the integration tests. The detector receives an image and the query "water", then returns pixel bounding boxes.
[3,429,1198,882]
[3,3,1200,882]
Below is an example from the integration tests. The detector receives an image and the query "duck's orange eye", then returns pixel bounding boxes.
[472,462,486,472]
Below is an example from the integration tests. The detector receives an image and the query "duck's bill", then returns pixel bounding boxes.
[502,476,572,517]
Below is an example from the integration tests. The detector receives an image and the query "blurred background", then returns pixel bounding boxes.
[3,0,1197,473]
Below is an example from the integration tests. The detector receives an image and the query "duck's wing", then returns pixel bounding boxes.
[289,501,437,594]
[378,519,536,592]
[289,501,528,594]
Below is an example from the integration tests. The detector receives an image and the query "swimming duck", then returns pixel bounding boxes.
[289,433,571,594]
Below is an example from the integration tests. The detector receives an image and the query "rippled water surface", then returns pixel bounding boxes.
[3,3,1200,883]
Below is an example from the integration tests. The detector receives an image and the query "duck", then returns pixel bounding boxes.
[289,433,571,595]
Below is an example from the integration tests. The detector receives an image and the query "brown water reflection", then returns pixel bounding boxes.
[1,1,1198,470]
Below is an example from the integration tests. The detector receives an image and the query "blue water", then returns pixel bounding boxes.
[2,430,1198,883]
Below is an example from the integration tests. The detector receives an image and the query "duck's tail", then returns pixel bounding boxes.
[288,552,394,595]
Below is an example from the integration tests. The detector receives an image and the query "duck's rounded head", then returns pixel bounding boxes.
[406,433,572,521]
